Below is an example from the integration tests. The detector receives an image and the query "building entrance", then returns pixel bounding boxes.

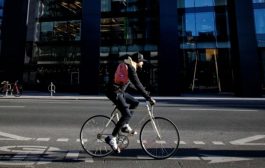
[181,48,231,93]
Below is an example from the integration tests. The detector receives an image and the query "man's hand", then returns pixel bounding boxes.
[148,97,156,105]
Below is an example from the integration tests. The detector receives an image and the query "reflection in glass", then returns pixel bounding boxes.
[254,9,265,34]
[100,0,159,93]
[178,0,227,8]
[253,0,265,3]
[0,0,4,7]
[185,12,215,37]
[40,21,81,41]
[40,0,82,18]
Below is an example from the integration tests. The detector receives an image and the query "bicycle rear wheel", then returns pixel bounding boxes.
[80,115,116,157]
[140,117,180,159]
[0,88,4,97]
[12,86,22,97]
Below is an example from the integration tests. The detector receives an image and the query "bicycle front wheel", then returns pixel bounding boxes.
[80,115,116,157]
[140,117,180,159]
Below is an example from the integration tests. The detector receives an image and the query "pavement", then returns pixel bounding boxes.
[1,90,265,102]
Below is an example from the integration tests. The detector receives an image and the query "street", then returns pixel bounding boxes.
[0,98,265,168]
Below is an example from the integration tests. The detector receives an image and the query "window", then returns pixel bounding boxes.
[185,12,215,37]
[254,8,265,34]
[40,21,81,41]
[178,0,227,8]
[253,0,265,3]
[40,0,82,18]
[254,8,265,47]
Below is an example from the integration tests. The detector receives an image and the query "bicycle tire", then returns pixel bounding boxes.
[12,85,23,97]
[140,117,180,159]
[80,115,116,157]
[0,87,4,97]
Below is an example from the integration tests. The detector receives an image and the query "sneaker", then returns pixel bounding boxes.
[121,124,137,135]
[105,136,121,153]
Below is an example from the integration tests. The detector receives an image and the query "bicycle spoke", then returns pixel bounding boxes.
[140,117,180,159]
[80,115,116,157]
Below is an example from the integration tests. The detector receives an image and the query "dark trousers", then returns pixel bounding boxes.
[106,91,139,137]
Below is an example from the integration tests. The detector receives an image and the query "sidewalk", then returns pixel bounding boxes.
[1,91,265,101]
[1,91,265,109]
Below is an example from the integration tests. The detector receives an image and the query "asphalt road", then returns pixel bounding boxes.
[0,98,264,168]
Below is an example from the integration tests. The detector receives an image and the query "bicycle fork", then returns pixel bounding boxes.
[146,103,162,139]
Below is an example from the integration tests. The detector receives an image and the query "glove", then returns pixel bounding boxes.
[148,97,156,105]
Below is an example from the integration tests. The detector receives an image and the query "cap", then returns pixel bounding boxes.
[131,52,147,63]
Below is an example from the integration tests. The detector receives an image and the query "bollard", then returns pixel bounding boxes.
[48,82,56,96]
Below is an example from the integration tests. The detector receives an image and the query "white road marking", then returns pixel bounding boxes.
[201,154,251,164]
[0,146,61,166]
[179,141,186,145]
[0,106,25,108]
[36,138,50,141]
[65,151,80,160]
[0,131,32,141]
[230,135,265,145]
[137,140,147,144]
[194,141,205,145]
[212,141,225,145]
[156,140,166,144]
[57,138,69,142]
[179,108,257,112]
[175,140,186,144]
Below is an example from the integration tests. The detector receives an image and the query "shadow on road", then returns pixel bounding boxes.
[0,148,264,164]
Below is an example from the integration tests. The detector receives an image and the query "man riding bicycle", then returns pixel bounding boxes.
[105,52,156,153]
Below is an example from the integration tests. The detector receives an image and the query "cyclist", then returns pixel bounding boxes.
[105,52,156,153]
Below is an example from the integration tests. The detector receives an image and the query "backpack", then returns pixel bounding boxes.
[114,63,129,85]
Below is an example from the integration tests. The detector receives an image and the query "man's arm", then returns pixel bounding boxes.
[127,64,150,99]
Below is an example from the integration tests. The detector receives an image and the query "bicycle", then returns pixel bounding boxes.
[11,80,23,97]
[80,101,180,159]
[0,81,11,97]
[0,80,23,97]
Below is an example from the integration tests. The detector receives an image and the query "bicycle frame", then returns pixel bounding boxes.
[0,81,11,96]
[99,102,161,139]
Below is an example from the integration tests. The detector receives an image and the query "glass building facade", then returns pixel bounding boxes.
[0,0,264,96]
[0,0,4,55]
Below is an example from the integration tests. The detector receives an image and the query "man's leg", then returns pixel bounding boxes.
[124,93,139,109]
[111,93,132,137]
[120,93,139,134]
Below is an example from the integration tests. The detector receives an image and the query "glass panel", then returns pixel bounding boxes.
[253,0,265,3]
[100,0,159,93]
[40,0,82,18]
[254,8,265,47]
[25,0,82,91]
[0,0,4,7]
[254,9,265,34]
[101,0,158,13]
[179,2,233,92]
[178,0,227,8]
[261,49,265,90]
[40,21,80,41]
[183,11,216,44]
[0,0,4,57]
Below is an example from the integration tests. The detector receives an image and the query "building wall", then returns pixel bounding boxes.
[0,0,28,82]
[0,0,263,97]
